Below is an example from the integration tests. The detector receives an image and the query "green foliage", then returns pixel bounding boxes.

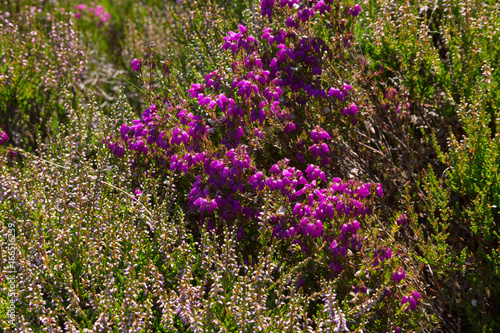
[358,1,500,330]
[0,3,86,150]
[358,0,500,120]
[1,0,500,331]
[410,50,500,333]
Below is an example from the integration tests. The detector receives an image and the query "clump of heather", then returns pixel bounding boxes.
[0,3,86,150]
[0,90,421,331]
[359,0,500,329]
[108,0,425,330]
[1,0,498,331]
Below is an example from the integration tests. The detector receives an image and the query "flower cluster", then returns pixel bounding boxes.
[372,246,392,268]
[261,0,336,21]
[222,24,257,54]
[397,213,408,226]
[309,126,331,163]
[112,0,399,288]
[107,0,423,326]
[392,267,406,284]
[348,4,362,17]
[401,291,421,312]
[75,3,111,23]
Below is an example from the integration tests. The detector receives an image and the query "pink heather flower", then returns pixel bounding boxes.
[342,83,352,95]
[402,291,421,312]
[328,87,343,101]
[131,58,141,71]
[392,268,406,283]
[133,189,143,202]
[261,28,271,40]
[409,293,420,311]
[350,103,358,114]
[94,5,103,16]
[101,12,111,22]
[75,12,82,19]
[397,213,408,226]
[349,4,362,17]
[76,4,87,10]
[352,220,360,232]
[238,24,247,34]
[376,183,384,197]
[0,131,8,145]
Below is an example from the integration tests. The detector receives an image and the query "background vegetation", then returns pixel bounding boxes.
[0,0,498,332]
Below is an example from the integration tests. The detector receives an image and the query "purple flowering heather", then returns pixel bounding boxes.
[392,268,406,283]
[328,87,343,101]
[402,291,421,311]
[0,131,8,145]
[349,4,362,17]
[397,213,408,226]
[131,58,142,71]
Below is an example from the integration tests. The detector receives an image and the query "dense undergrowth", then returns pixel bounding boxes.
[0,0,499,332]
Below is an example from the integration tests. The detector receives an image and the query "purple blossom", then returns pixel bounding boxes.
[392,268,406,283]
[131,58,142,71]
[349,4,362,17]
[397,213,408,226]
[0,131,8,145]
[238,24,247,34]
[328,87,343,101]
[402,291,421,311]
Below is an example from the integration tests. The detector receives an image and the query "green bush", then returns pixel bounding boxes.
[358,0,500,330]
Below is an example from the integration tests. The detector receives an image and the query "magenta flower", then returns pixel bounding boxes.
[94,5,103,16]
[397,213,408,226]
[133,189,142,202]
[238,24,247,34]
[131,58,142,71]
[101,12,111,22]
[392,268,406,283]
[0,131,8,145]
[328,87,343,101]
[401,291,421,311]
[76,4,87,10]
[349,4,362,17]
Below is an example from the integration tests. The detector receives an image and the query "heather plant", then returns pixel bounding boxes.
[3,0,500,331]
[357,0,500,330]
[358,0,500,119]
[407,86,500,331]
[0,91,422,331]
[105,0,427,330]
[0,2,86,150]
[74,3,111,23]
[0,92,177,331]
[70,0,250,111]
